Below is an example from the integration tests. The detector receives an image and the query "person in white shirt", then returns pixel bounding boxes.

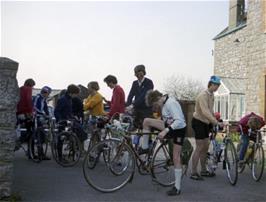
[143,90,186,196]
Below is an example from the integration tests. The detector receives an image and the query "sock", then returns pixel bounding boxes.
[141,129,150,149]
[175,168,182,190]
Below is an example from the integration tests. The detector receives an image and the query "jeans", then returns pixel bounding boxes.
[239,134,249,161]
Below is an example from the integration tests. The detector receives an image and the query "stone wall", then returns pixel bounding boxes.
[214,0,266,118]
[0,57,19,199]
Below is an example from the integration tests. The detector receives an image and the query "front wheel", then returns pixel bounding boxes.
[83,139,135,193]
[252,145,264,181]
[151,143,175,187]
[224,140,238,185]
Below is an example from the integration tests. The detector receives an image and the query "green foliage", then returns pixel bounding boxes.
[230,132,241,143]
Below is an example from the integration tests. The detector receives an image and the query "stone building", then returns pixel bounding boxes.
[213,0,266,121]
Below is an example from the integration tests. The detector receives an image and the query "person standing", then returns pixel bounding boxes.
[103,75,125,118]
[190,75,222,180]
[126,64,154,152]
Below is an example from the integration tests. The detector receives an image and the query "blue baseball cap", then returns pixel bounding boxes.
[41,86,52,94]
[209,75,221,85]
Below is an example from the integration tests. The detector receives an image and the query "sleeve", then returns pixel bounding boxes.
[84,94,102,110]
[168,101,186,130]
[198,94,218,125]
[126,82,135,106]
[109,88,122,117]
[33,95,43,114]
[54,99,63,121]
[133,79,154,107]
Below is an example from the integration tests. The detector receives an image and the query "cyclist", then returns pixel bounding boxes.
[143,90,186,196]
[190,75,222,180]
[16,78,35,155]
[103,75,125,118]
[32,86,52,160]
[126,65,154,153]
[237,112,265,165]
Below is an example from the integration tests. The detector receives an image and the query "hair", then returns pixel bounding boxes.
[59,89,67,97]
[145,90,163,107]
[134,64,146,75]
[67,84,80,94]
[87,81,99,91]
[104,75,117,84]
[24,78,35,87]
[248,116,262,130]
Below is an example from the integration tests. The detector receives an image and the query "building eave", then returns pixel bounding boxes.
[213,22,247,40]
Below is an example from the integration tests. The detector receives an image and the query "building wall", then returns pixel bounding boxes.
[214,0,266,118]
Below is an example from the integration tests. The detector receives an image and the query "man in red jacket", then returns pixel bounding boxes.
[16,78,35,153]
[103,75,125,119]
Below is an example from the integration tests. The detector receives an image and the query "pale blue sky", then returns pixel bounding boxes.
[1,0,229,99]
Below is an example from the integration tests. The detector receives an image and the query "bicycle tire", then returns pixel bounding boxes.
[28,129,48,163]
[252,145,264,181]
[225,140,238,185]
[52,131,82,167]
[83,139,135,193]
[151,143,175,187]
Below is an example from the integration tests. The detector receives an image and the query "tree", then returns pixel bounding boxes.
[163,75,205,101]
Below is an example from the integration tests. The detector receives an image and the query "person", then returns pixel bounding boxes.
[32,86,52,160]
[72,95,84,123]
[16,78,35,154]
[214,112,223,131]
[126,64,154,128]
[237,112,265,164]
[83,81,106,116]
[190,75,222,180]
[143,90,186,196]
[103,75,125,118]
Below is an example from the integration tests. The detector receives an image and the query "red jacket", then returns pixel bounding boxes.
[16,86,33,115]
[237,112,265,134]
[108,85,125,118]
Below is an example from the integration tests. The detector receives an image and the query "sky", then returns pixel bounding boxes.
[1,0,229,99]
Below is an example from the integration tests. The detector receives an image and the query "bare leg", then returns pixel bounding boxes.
[191,139,205,174]
[199,138,209,173]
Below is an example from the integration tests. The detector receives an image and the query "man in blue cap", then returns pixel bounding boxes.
[190,75,223,180]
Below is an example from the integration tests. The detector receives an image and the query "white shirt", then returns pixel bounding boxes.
[162,96,186,130]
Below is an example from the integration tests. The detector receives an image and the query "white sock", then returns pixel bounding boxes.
[141,129,150,149]
[175,168,182,190]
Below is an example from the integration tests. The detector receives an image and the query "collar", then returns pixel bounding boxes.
[163,94,169,105]
[138,77,145,86]
[206,89,213,96]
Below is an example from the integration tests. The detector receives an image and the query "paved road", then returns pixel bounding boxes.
[12,145,266,202]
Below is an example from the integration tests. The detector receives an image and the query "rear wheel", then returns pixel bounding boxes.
[83,139,135,193]
[151,143,175,187]
[252,145,264,181]
[225,140,238,185]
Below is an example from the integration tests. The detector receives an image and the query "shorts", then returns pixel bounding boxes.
[192,118,212,139]
[165,126,186,146]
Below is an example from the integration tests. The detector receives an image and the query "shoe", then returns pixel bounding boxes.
[200,171,216,177]
[138,148,149,155]
[166,187,181,196]
[190,173,204,180]
[42,156,51,160]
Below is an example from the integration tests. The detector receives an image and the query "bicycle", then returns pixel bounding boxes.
[83,121,193,193]
[237,128,265,181]
[206,123,238,185]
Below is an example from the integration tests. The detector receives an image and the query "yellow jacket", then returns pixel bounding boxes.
[83,92,106,116]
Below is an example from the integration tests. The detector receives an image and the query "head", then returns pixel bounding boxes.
[104,75,117,89]
[208,75,221,92]
[66,84,80,97]
[24,78,35,87]
[134,64,146,81]
[41,86,52,98]
[145,90,163,107]
[59,89,67,98]
[247,115,261,130]
[214,112,221,120]
[87,81,99,94]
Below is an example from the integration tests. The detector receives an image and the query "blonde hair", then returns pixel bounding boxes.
[145,90,163,107]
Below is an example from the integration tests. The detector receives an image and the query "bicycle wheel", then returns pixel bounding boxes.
[151,143,175,187]
[83,139,135,193]
[252,145,264,181]
[52,131,82,167]
[224,140,238,185]
[29,129,48,163]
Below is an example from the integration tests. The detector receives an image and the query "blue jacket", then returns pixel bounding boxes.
[33,94,49,116]
[54,93,73,121]
[126,77,154,109]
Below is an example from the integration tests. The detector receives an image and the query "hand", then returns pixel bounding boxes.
[158,130,168,140]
